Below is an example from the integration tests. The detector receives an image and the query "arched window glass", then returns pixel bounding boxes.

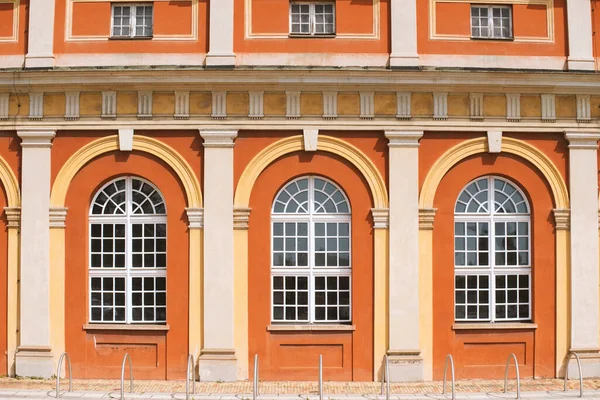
[271,176,351,323]
[454,176,531,322]
[89,177,167,324]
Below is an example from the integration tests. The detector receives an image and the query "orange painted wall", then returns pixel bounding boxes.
[419,133,561,379]
[55,132,201,379]
[54,0,208,54]
[247,150,374,380]
[419,0,568,56]
[234,0,390,53]
[0,0,28,56]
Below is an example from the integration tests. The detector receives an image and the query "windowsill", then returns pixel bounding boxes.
[470,36,514,42]
[288,34,336,39]
[83,323,170,331]
[267,324,355,331]
[109,36,154,41]
[452,322,537,331]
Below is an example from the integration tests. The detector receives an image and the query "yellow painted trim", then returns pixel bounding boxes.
[49,135,203,363]
[373,228,388,380]
[556,229,569,377]
[0,155,20,208]
[233,135,388,379]
[418,136,569,379]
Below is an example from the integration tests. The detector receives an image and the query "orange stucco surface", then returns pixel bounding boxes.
[0,0,27,56]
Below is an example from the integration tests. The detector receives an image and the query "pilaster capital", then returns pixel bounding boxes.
[371,208,389,229]
[49,207,68,228]
[186,207,204,229]
[4,207,20,228]
[564,132,600,149]
[17,129,56,148]
[233,207,251,230]
[200,130,238,148]
[553,208,570,230]
[384,130,424,148]
[419,208,437,230]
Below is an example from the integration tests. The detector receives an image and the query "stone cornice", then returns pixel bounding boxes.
[4,207,20,228]
[186,207,204,229]
[553,208,570,231]
[385,130,424,147]
[49,207,68,228]
[233,207,251,230]
[17,129,56,148]
[565,132,600,149]
[419,208,437,230]
[200,129,238,148]
[371,208,389,229]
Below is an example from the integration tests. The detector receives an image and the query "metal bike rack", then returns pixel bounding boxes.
[253,354,260,400]
[564,352,584,398]
[442,354,456,400]
[186,354,196,400]
[380,355,390,400]
[55,352,73,399]
[319,354,323,400]
[504,353,521,400]
[120,353,134,400]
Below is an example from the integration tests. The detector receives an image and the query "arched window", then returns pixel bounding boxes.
[454,176,531,322]
[271,176,351,323]
[89,177,167,324]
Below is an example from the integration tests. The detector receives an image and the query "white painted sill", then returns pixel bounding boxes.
[83,323,170,332]
[452,322,537,331]
[267,324,355,332]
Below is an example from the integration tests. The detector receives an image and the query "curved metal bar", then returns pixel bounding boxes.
[186,354,196,400]
[504,353,520,400]
[564,352,584,398]
[120,353,134,400]
[319,354,323,400]
[380,355,390,400]
[442,354,455,400]
[55,352,73,399]
[253,354,259,400]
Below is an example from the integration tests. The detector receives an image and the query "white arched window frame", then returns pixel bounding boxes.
[454,176,531,322]
[89,176,167,324]
[271,176,352,323]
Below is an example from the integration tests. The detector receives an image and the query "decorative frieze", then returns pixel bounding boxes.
[285,91,301,119]
[470,93,483,120]
[419,208,437,230]
[433,93,448,120]
[248,91,264,119]
[212,91,227,119]
[371,208,389,229]
[506,93,521,122]
[186,207,204,229]
[396,92,411,120]
[553,208,570,230]
[101,91,117,119]
[576,95,591,122]
[174,91,190,120]
[233,207,251,230]
[360,92,374,119]
[64,92,80,121]
[323,91,338,119]
[137,91,153,119]
[29,93,44,120]
[0,93,8,120]
[541,94,556,122]
[49,207,68,229]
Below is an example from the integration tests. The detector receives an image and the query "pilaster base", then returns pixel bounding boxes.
[566,348,600,378]
[205,53,236,68]
[387,350,424,381]
[199,348,237,381]
[566,58,595,71]
[24,54,55,69]
[15,346,54,378]
[389,54,420,68]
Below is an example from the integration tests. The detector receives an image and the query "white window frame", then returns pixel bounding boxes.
[111,3,154,38]
[454,176,531,323]
[271,176,351,324]
[88,176,167,324]
[470,5,513,40]
[289,1,336,36]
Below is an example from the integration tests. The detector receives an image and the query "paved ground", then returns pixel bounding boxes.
[0,378,599,399]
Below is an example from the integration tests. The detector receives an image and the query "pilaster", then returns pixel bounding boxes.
[15,129,56,378]
[385,130,424,381]
[199,130,238,381]
[389,0,419,67]
[566,0,595,71]
[564,132,600,377]
[4,207,20,376]
[205,0,235,67]
[25,0,56,68]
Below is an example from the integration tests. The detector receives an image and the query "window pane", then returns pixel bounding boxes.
[455,274,490,321]
[272,275,309,322]
[495,273,530,321]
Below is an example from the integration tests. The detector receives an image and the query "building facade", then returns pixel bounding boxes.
[0,0,599,383]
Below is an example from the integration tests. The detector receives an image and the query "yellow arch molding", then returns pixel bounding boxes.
[50,135,202,208]
[419,137,569,209]
[233,134,389,380]
[48,134,203,370]
[417,136,570,381]
[234,135,388,208]
[0,154,20,207]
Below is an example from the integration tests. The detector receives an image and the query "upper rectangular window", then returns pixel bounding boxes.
[111,3,153,38]
[290,2,335,36]
[471,5,512,39]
